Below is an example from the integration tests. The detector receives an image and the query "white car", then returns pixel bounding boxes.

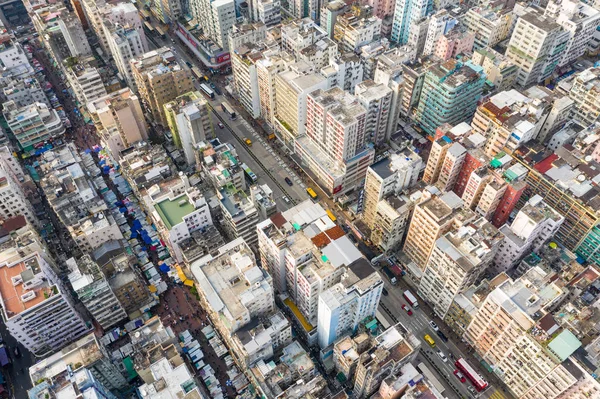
[282,196,290,203]
[429,321,439,332]
[437,350,448,363]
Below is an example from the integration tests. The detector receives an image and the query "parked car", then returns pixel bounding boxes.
[218,122,224,129]
[453,369,466,383]
[285,177,293,186]
[436,330,448,342]
[437,350,448,362]
[401,304,413,316]
[429,320,439,332]
[282,196,290,203]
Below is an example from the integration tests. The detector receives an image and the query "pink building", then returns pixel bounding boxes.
[434,30,475,61]
[366,0,395,19]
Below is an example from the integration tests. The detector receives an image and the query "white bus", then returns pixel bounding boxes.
[200,83,215,99]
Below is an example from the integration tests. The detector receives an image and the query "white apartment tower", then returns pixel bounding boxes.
[317,258,384,348]
[296,87,375,197]
[544,0,600,68]
[354,80,393,145]
[104,22,147,89]
[493,195,564,274]
[193,0,236,50]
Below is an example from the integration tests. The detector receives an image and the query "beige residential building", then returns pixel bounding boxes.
[418,218,503,318]
[130,47,193,126]
[470,48,518,92]
[256,50,294,127]
[465,268,580,399]
[403,190,476,270]
[87,88,148,160]
[567,68,600,127]
[274,69,328,147]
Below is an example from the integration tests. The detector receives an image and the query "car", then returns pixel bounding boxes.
[467,386,477,396]
[453,369,466,383]
[436,330,449,342]
[244,137,252,146]
[218,122,224,129]
[401,304,413,315]
[185,61,192,68]
[282,196,290,203]
[429,320,439,332]
[285,177,293,186]
[210,82,216,89]
[382,287,388,296]
[437,350,448,362]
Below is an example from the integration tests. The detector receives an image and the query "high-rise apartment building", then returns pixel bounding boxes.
[471,89,564,157]
[415,59,485,136]
[131,47,194,126]
[418,218,503,318]
[545,0,600,68]
[471,48,518,92]
[296,87,375,197]
[65,59,108,105]
[362,149,422,229]
[493,195,563,274]
[256,50,293,127]
[403,190,476,269]
[87,88,148,160]
[274,69,328,147]
[567,68,600,127]
[67,256,127,330]
[218,187,260,246]
[354,80,393,145]
[464,6,513,50]
[317,258,384,348]
[190,237,274,337]
[0,224,88,356]
[0,166,38,227]
[164,91,212,165]
[231,43,267,119]
[192,0,236,50]
[104,21,147,90]
[3,101,65,153]
[465,268,580,399]
[391,0,433,44]
[423,9,458,55]
[505,9,569,87]
[333,11,382,53]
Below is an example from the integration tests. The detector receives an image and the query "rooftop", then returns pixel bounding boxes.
[154,195,195,230]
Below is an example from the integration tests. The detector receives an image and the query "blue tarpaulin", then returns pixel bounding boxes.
[131,232,138,239]
[119,207,127,213]
[102,166,110,174]
[84,149,91,154]
[115,201,123,206]
[159,264,170,273]
[99,160,106,166]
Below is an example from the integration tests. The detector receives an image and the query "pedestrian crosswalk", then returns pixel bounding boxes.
[486,389,507,399]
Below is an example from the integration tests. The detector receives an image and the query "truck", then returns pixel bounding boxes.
[403,290,419,309]
[381,266,397,285]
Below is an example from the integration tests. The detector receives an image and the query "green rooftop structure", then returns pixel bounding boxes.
[154,196,195,230]
[547,329,581,361]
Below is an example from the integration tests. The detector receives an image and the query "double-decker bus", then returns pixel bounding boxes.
[143,21,154,33]
[221,101,236,119]
[306,187,317,199]
[416,363,445,394]
[241,163,257,183]
[325,209,336,222]
[455,358,488,391]
[155,26,166,38]
[199,83,215,99]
